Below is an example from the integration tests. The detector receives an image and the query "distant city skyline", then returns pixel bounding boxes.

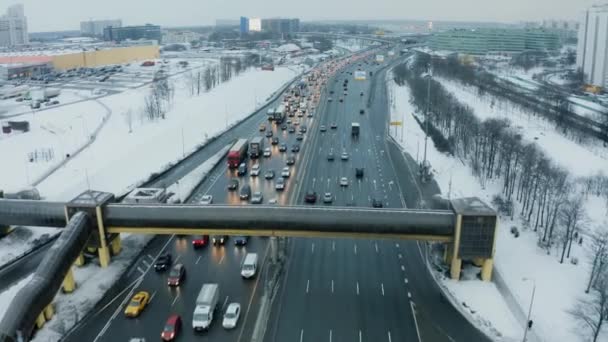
[7,0,599,32]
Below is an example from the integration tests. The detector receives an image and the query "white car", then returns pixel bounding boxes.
[281,167,291,178]
[268,198,278,205]
[250,164,261,176]
[341,152,349,161]
[263,148,271,158]
[323,192,333,203]
[251,192,263,204]
[200,195,213,204]
[222,303,241,329]
[340,177,349,187]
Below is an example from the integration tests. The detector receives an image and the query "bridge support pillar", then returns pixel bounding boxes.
[43,303,54,320]
[450,257,462,280]
[35,312,46,329]
[110,234,122,256]
[270,237,278,264]
[481,258,494,281]
[96,206,111,268]
[62,268,76,293]
[98,245,111,268]
[74,252,85,266]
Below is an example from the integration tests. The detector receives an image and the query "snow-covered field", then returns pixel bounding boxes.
[0,227,57,266]
[388,70,608,342]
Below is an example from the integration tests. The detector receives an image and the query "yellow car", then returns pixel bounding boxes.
[259,124,266,132]
[124,291,150,317]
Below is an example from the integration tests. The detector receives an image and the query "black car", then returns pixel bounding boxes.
[359,109,365,114]
[372,198,384,208]
[227,179,239,191]
[154,254,172,272]
[212,235,229,245]
[299,126,307,133]
[235,236,250,246]
[286,156,296,165]
[271,137,279,145]
[279,143,288,152]
[281,124,288,131]
[288,126,296,133]
[291,144,300,152]
[327,152,335,161]
[329,90,334,94]
[240,185,251,200]
[296,133,304,141]
[356,168,364,178]
[265,130,273,138]
[304,191,318,204]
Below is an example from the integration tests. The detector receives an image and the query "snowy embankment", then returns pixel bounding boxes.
[388,70,608,342]
[166,144,230,203]
[0,227,57,266]
[33,66,300,201]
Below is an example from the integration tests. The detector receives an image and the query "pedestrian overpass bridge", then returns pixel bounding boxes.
[0,190,497,341]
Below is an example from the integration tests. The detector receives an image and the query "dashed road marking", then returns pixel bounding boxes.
[381,283,385,296]
[312,243,315,254]
[331,280,334,293]
[306,280,310,294]
[195,256,202,265]
[401,265,405,271]
[405,278,409,284]
[375,243,379,253]
[356,282,360,295]
[354,244,358,255]
[398,254,402,259]
[171,294,180,306]
[300,329,304,342]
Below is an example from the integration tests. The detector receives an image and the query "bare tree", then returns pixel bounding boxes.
[569,273,608,342]
[558,195,586,263]
[586,230,608,293]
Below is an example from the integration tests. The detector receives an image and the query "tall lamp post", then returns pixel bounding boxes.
[522,277,536,342]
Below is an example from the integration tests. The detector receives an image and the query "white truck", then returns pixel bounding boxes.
[192,283,220,331]
[30,88,60,102]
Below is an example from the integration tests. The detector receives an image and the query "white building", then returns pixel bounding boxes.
[0,4,28,47]
[162,30,201,44]
[577,4,608,88]
[249,18,262,32]
[80,19,122,37]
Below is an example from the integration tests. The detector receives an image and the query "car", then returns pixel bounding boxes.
[240,185,251,200]
[328,97,333,102]
[360,92,364,96]
[297,111,303,117]
[293,119,300,126]
[235,236,249,246]
[237,162,247,176]
[124,291,150,317]
[296,133,304,141]
[251,164,261,176]
[251,192,264,204]
[291,144,300,152]
[212,235,228,245]
[167,264,186,286]
[281,124,288,131]
[192,235,209,248]
[200,195,213,204]
[161,314,181,341]
[268,198,278,204]
[323,192,333,204]
[228,179,239,191]
[330,123,337,129]
[341,152,349,161]
[154,254,172,271]
[372,198,384,208]
[320,125,327,132]
[344,91,348,96]
[271,137,279,145]
[327,152,335,161]
[288,126,296,133]
[275,177,286,191]
[304,191,317,204]
[299,126,307,133]
[360,109,365,114]
[264,170,275,179]
[355,168,364,178]
[259,124,266,131]
[340,177,349,186]
[223,303,241,329]
[265,130,273,138]
[286,155,296,165]
[287,119,292,124]
[281,167,291,178]
[307,112,313,118]
[329,90,334,94]
[263,147,271,158]
[339,98,343,103]
[279,143,287,152]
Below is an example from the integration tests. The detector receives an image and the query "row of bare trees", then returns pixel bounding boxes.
[143,78,175,121]
[186,56,256,97]
[393,55,608,341]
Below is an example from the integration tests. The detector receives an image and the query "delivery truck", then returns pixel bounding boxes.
[192,283,220,331]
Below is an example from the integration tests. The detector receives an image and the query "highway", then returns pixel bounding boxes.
[265,57,492,342]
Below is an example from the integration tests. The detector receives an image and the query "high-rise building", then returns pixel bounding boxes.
[240,17,249,34]
[103,24,161,43]
[261,18,300,34]
[81,19,122,37]
[577,4,608,88]
[0,4,28,47]
[249,18,262,32]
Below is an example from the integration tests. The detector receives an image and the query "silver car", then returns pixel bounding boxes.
[251,192,264,204]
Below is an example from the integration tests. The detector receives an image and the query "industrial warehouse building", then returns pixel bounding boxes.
[0,45,159,79]
[430,28,560,55]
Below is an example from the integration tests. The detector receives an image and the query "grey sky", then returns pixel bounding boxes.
[11,0,598,32]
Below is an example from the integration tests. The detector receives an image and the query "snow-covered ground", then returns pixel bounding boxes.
[0,275,33,319]
[0,65,301,201]
[0,227,57,266]
[388,70,608,342]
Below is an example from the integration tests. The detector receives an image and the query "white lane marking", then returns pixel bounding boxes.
[405,278,409,284]
[388,331,392,342]
[147,254,154,260]
[300,329,304,342]
[332,241,335,251]
[410,301,422,342]
[359,330,362,342]
[312,243,315,254]
[141,260,150,268]
[354,244,358,255]
[395,243,400,248]
[381,283,385,296]
[401,265,405,271]
[373,180,377,190]
[171,294,180,307]
[149,290,157,304]
[219,255,225,264]
[136,266,144,275]
[408,292,412,298]
[174,255,181,263]
[222,295,230,310]
[356,282,360,295]
[195,256,202,265]
[331,280,334,293]
[329,329,333,342]
[306,280,310,294]
[375,242,379,253]
[398,253,402,259]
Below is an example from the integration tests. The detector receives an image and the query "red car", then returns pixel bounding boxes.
[192,235,209,248]
[161,314,181,341]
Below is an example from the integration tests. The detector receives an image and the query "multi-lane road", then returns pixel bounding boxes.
[58,49,490,342]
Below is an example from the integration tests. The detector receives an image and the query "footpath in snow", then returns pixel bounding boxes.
[387,70,608,342]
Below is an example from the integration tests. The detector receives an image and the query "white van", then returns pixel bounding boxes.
[241,253,258,279]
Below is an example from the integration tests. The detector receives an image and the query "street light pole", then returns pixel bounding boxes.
[522,278,536,342]
[423,63,431,166]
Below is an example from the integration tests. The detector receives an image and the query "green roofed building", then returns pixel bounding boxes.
[430,28,560,55]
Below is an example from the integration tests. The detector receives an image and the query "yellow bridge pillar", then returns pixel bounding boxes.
[35,312,46,329]
[74,252,85,266]
[450,214,463,281]
[96,206,111,268]
[62,268,76,293]
[43,303,54,320]
[481,258,494,281]
[110,234,122,256]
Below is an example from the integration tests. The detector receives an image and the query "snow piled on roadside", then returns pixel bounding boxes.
[0,227,58,266]
[0,274,33,322]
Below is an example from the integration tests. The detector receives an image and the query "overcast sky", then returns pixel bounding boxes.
[9,0,599,32]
